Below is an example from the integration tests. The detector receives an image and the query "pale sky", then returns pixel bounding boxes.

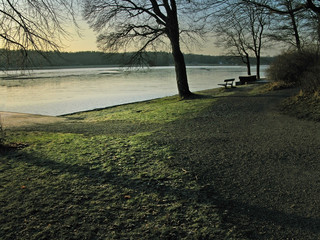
[62,20,223,55]
[62,21,278,56]
[62,21,99,52]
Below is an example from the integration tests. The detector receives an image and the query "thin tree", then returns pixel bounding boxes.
[247,3,269,79]
[266,1,303,51]
[83,0,213,98]
[215,5,253,75]
[214,1,269,79]
[307,0,320,13]
[258,0,316,51]
[244,0,320,13]
[243,0,320,48]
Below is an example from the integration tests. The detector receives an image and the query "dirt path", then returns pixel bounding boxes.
[157,86,320,239]
[0,111,67,129]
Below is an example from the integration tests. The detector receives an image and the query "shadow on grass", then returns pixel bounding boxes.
[2,147,211,203]
[0,147,228,239]
[3,145,320,239]
[13,120,159,136]
[222,198,320,239]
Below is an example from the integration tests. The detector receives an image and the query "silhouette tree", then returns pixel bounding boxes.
[243,0,320,48]
[247,0,320,14]
[214,1,269,78]
[83,0,213,98]
[215,9,253,75]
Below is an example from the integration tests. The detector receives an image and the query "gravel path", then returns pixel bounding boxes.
[158,86,320,239]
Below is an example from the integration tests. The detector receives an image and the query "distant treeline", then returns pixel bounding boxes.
[0,50,274,69]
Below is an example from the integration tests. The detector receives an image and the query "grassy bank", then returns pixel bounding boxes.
[0,88,237,239]
[250,82,320,121]
[281,90,320,121]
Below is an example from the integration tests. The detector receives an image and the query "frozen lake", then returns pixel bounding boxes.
[0,66,267,116]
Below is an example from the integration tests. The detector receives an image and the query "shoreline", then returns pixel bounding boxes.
[0,66,268,116]
[0,111,67,128]
[0,83,268,128]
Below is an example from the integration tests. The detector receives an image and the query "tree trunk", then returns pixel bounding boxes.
[171,46,192,98]
[168,33,192,98]
[246,53,251,75]
[316,13,320,46]
[256,55,260,80]
[166,0,192,99]
[289,11,301,51]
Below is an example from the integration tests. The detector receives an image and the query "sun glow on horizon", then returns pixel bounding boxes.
[61,20,99,52]
[61,20,224,55]
[61,21,278,56]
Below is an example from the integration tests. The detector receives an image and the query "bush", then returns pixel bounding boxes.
[300,65,320,93]
[267,50,320,92]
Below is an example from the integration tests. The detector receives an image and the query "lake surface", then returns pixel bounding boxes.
[0,66,267,116]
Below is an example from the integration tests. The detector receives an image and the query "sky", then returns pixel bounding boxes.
[62,21,99,52]
[61,20,223,55]
[62,24,279,56]
[62,19,279,57]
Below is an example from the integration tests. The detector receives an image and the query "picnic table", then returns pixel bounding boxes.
[239,75,257,85]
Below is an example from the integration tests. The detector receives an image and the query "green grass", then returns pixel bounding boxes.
[0,88,237,239]
[68,94,218,124]
[247,82,294,95]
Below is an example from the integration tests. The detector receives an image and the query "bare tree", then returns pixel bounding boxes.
[215,9,253,75]
[83,0,216,98]
[243,0,320,49]
[306,0,320,13]
[0,0,77,67]
[266,1,303,51]
[248,3,270,79]
[214,1,269,79]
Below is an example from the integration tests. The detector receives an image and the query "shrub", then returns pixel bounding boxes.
[300,64,320,93]
[266,50,320,92]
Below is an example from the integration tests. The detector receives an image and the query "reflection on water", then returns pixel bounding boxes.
[0,66,266,116]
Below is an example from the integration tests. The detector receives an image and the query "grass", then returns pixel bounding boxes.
[67,93,225,124]
[0,88,237,239]
[248,81,295,95]
[252,81,320,122]
[281,90,320,121]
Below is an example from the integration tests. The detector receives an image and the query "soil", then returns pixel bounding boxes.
[151,86,320,239]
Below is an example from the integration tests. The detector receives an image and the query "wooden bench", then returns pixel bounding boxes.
[239,75,256,85]
[218,78,235,88]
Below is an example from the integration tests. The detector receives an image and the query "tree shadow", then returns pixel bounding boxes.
[0,147,229,238]
[222,197,320,239]
[3,145,319,239]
